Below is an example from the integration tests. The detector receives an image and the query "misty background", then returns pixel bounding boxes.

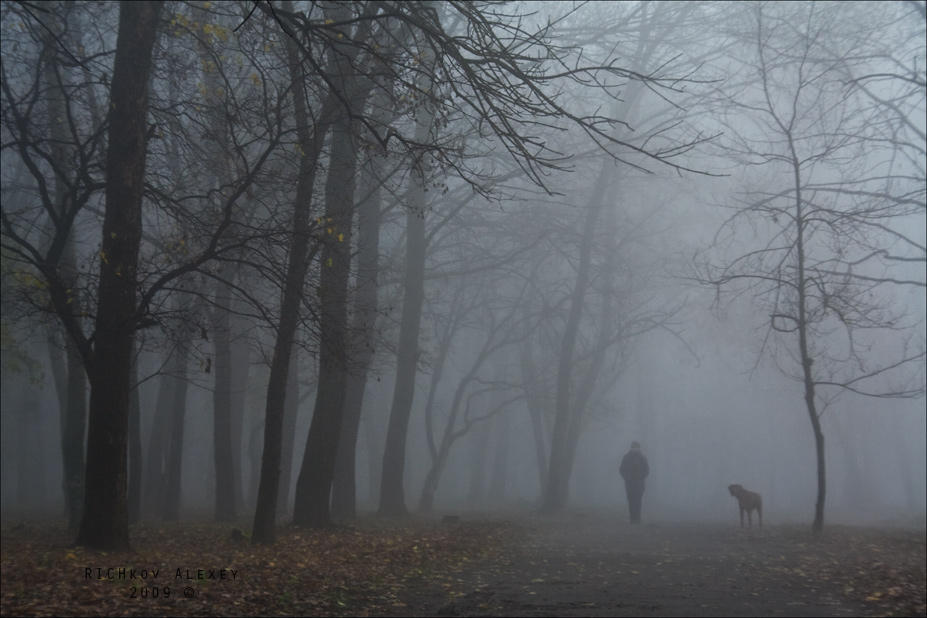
[1,0,924,537]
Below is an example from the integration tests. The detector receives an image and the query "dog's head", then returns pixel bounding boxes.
[728,484,744,496]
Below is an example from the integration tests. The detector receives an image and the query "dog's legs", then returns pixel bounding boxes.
[739,507,745,528]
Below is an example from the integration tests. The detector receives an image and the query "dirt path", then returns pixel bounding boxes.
[386,515,924,617]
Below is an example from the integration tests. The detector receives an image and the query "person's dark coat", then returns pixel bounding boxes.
[620,450,649,493]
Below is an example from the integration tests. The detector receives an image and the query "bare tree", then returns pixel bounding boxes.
[74,0,163,550]
[692,2,925,534]
[2,0,286,548]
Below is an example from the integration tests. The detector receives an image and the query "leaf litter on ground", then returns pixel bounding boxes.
[2,515,924,617]
[1,516,516,617]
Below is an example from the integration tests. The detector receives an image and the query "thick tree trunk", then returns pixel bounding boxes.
[75,0,162,551]
[331,165,382,521]
[380,205,426,517]
[292,77,372,528]
[291,2,380,528]
[329,370,366,520]
[61,336,87,528]
[252,4,335,542]
[277,346,299,517]
[378,53,437,516]
[13,391,45,506]
[127,348,142,524]
[43,8,88,530]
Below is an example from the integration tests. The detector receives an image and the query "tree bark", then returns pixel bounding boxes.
[60,329,87,528]
[466,421,490,504]
[292,79,372,528]
[127,347,142,524]
[541,160,610,513]
[789,148,826,534]
[251,0,337,542]
[487,411,512,504]
[290,1,378,528]
[212,282,237,521]
[162,342,188,521]
[13,390,45,506]
[42,4,87,530]
[75,0,163,551]
[143,348,174,516]
[331,164,382,520]
[378,204,426,517]
[277,346,299,517]
[519,327,548,503]
[378,21,438,515]
[230,313,249,512]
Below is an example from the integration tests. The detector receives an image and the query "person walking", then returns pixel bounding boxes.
[620,441,649,524]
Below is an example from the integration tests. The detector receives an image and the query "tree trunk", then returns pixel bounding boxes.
[329,364,365,521]
[251,2,336,542]
[562,197,618,500]
[466,421,491,504]
[377,233,428,513]
[212,282,237,521]
[247,417,263,511]
[143,350,173,516]
[381,207,427,516]
[277,346,299,518]
[364,412,385,508]
[487,412,512,504]
[13,390,45,506]
[520,330,548,503]
[790,139,826,535]
[162,342,188,521]
[418,314,504,513]
[61,335,87,528]
[292,72,373,528]
[127,347,142,524]
[330,163,382,521]
[230,318,249,512]
[75,0,163,551]
[542,160,611,513]
[378,31,437,515]
[42,6,87,531]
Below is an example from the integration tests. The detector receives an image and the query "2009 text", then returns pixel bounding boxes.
[129,586,171,599]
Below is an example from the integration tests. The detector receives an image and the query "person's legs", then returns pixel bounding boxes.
[626,486,643,523]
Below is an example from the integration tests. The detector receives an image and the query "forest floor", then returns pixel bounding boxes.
[1,512,924,617]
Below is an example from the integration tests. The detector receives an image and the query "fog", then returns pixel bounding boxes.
[1,0,924,543]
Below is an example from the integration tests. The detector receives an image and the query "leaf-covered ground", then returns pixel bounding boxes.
[398,515,926,617]
[2,514,924,617]
[0,517,513,616]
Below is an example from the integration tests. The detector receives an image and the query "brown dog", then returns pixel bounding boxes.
[728,484,763,528]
